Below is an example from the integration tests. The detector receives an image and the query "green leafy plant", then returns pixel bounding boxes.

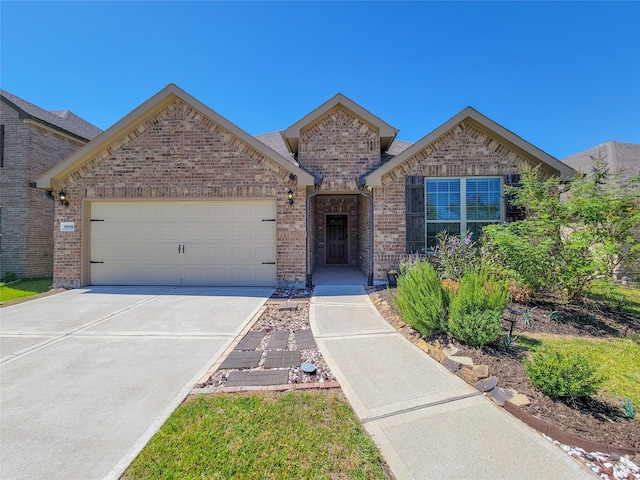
[502,333,519,353]
[548,310,560,322]
[393,260,448,335]
[523,307,537,326]
[2,271,18,283]
[447,269,509,347]
[621,397,636,419]
[524,348,604,400]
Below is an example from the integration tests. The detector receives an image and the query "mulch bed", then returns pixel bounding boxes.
[371,286,640,466]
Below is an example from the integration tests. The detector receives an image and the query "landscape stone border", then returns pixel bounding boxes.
[368,290,640,458]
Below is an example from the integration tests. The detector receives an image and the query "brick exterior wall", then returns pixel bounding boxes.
[298,106,381,192]
[371,121,527,281]
[357,194,371,277]
[0,100,86,279]
[308,191,318,274]
[53,99,305,288]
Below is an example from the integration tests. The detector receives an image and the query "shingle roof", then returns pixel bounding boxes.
[562,141,640,182]
[0,89,101,141]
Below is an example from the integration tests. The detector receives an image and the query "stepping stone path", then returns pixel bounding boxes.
[199,295,337,390]
[220,329,311,386]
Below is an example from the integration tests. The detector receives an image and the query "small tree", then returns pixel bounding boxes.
[484,161,640,301]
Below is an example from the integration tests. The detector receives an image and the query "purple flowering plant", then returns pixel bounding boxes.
[433,230,481,281]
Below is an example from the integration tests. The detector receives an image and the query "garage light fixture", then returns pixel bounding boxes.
[58,190,69,207]
[287,189,294,205]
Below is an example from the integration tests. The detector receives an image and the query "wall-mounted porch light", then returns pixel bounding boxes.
[287,189,294,205]
[58,191,69,207]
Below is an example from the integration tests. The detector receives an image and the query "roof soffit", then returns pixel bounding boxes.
[363,107,575,185]
[36,84,317,189]
[283,94,398,153]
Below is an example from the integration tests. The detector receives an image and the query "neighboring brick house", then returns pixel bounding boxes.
[36,84,574,288]
[0,90,101,279]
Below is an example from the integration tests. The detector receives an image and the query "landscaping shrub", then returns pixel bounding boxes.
[2,271,18,283]
[447,269,509,347]
[434,230,480,281]
[393,260,447,335]
[524,348,604,400]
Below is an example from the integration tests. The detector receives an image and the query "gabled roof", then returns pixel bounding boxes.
[283,93,399,154]
[36,84,317,190]
[0,89,101,141]
[562,141,639,182]
[363,107,575,186]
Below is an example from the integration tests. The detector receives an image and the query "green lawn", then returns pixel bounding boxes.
[0,278,52,303]
[590,283,640,318]
[122,390,389,480]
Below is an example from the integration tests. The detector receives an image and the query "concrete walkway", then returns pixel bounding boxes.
[310,285,593,480]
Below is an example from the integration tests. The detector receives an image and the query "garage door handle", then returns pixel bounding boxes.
[262,262,276,265]
[90,261,104,264]
[178,244,185,253]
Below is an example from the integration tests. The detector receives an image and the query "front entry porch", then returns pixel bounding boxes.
[308,193,372,285]
[312,265,368,285]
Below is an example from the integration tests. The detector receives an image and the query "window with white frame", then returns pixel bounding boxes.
[406,176,503,252]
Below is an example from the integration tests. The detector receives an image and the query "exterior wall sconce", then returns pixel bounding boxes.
[58,191,69,207]
[287,189,294,205]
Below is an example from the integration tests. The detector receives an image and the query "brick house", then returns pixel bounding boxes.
[0,90,101,279]
[35,84,574,288]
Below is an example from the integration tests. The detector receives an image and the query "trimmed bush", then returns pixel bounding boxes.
[524,348,604,400]
[393,260,447,335]
[447,269,509,347]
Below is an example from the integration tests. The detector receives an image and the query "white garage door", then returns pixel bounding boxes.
[90,200,277,286]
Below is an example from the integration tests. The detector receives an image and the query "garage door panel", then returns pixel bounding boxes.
[232,204,254,219]
[255,246,275,262]
[90,200,277,287]
[256,225,275,240]
[256,203,276,218]
[232,225,253,240]
[255,266,276,283]
[206,226,228,240]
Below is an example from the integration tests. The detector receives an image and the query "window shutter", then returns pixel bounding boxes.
[504,174,525,222]
[406,176,425,253]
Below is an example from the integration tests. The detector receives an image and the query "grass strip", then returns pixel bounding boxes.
[122,390,389,479]
[0,278,52,302]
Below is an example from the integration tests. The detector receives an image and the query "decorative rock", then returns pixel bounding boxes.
[440,357,461,373]
[456,366,479,384]
[448,355,474,367]
[487,386,515,406]
[472,364,490,379]
[428,344,447,362]
[507,393,531,408]
[475,375,498,392]
[442,344,460,357]
[413,338,429,352]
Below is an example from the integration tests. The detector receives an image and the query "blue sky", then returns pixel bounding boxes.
[1,1,638,159]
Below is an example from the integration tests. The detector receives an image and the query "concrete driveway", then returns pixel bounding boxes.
[0,286,273,480]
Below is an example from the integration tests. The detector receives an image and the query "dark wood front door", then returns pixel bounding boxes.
[326,215,348,264]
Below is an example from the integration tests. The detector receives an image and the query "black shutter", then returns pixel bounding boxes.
[504,174,525,222]
[406,176,426,253]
